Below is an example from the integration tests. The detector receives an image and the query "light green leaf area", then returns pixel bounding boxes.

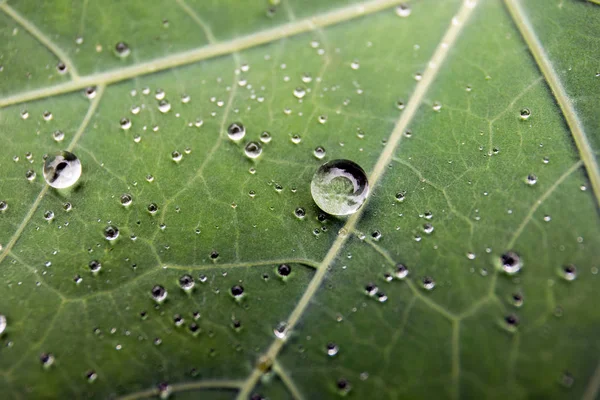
[0,0,599,399]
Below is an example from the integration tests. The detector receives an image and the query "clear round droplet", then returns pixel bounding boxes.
[171,150,182,162]
[120,194,132,206]
[520,108,531,120]
[52,130,65,142]
[104,225,119,241]
[525,174,537,185]
[158,100,171,113]
[244,142,262,159]
[179,274,195,291]
[84,86,97,99]
[115,42,131,58]
[293,87,306,99]
[560,264,577,281]
[395,3,411,17]
[313,146,326,159]
[260,131,271,143]
[227,122,246,141]
[43,151,82,189]
[500,251,522,275]
[326,342,339,356]
[310,159,369,216]
[151,285,167,303]
[89,260,102,274]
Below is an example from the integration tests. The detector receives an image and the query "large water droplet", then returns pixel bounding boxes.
[43,151,82,189]
[310,159,369,216]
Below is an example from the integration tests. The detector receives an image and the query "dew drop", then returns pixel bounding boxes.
[25,170,37,182]
[86,370,98,383]
[525,174,537,185]
[293,87,306,99]
[171,150,182,162]
[313,146,326,159]
[500,251,522,275]
[43,210,55,221]
[395,263,409,279]
[395,3,411,17]
[244,142,262,159]
[179,274,195,291]
[560,264,577,281]
[294,207,306,219]
[503,314,519,332]
[337,378,351,395]
[511,293,523,308]
[115,42,131,58]
[43,110,53,121]
[310,159,369,216]
[84,86,97,99]
[120,118,132,130]
[147,203,158,214]
[227,122,246,141]
[422,277,435,291]
[158,100,171,113]
[52,130,65,142]
[104,225,119,241]
[318,115,328,124]
[0,314,6,335]
[0,201,7,212]
[120,194,132,206]
[365,283,378,296]
[260,131,271,143]
[519,108,531,120]
[277,264,291,277]
[151,285,167,303]
[231,285,244,299]
[181,94,191,103]
[291,134,302,144]
[56,62,67,75]
[423,223,434,234]
[326,342,339,356]
[89,260,101,274]
[395,192,406,202]
[20,110,29,119]
[43,151,82,189]
[350,60,360,70]
[40,353,55,368]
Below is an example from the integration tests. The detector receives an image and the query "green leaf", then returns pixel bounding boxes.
[0,0,599,399]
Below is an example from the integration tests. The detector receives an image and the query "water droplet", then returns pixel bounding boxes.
[0,314,6,335]
[20,110,29,119]
[74,275,82,284]
[350,60,360,70]
[318,115,328,124]
[365,283,378,296]
[274,322,287,339]
[259,131,271,143]
[313,146,326,159]
[311,159,369,216]
[293,87,306,99]
[337,378,351,395]
[302,73,312,83]
[291,134,302,144]
[52,130,65,142]
[423,223,434,234]
[422,277,435,290]
[89,260,101,274]
[181,94,191,103]
[120,194,132,206]
[115,42,130,58]
[171,150,182,162]
[525,174,537,185]
[432,101,442,111]
[231,285,244,299]
[120,117,132,130]
[147,203,158,214]
[43,110,53,121]
[43,151,82,189]
[500,251,522,275]
[414,72,422,81]
[294,207,305,219]
[560,264,577,281]
[179,274,195,291]
[511,293,523,308]
[56,62,67,75]
[86,370,98,383]
[395,264,409,279]
[0,201,7,212]
[519,108,531,120]
[395,3,411,17]
[151,285,167,303]
[395,192,406,202]
[158,100,171,113]
[158,382,171,399]
[371,230,382,241]
[503,314,519,332]
[84,86,97,99]
[40,353,55,368]
[104,225,119,241]
[26,170,36,181]
[244,142,262,159]
[227,122,246,141]
[326,342,339,356]
[43,210,55,221]
[277,264,291,277]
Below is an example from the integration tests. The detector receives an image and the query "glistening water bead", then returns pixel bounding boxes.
[310,159,369,216]
[43,151,82,189]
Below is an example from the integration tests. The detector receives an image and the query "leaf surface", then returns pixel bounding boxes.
[0,0,599,399]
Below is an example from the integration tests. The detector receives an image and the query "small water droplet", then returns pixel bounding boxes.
[313,146,326,159]
[395,3,411,17]
[120,194,132,206]
[179,274,195,291]
[151,285,167,303]
[40,353,55,368]
[86,370,98,383]
[395,192,406,202]
[158,100,171,113]
[318,115,328,124]
[120,117,132,130]
[311,159,369,216]
[560,264,577,281]
[171,150,182,162]
[26,170,36,181]
[104,225,119,241]
[326,342,339,356]
[500,251,522,275]
[350,60,360,70]
[423,223,434,234]
[115,42,131,58]
[231,285,244,299]
[291,134,302,144]
[56,62,67,75]
[20,110,29,119]
[294,207,306,219]
[244,142,262,159]
[395,264,409,279]
[519,108,531,120]
[89,260,101,274]
[43,111,53,121]
[293,87,306,99]
[525,174,537,185]
[52,130,65,142]
[147,203,158,215]
[43,151,82,189]
[503,314,519,332]
[422,277,435,290]
[259,131,271,143]
[84,86,97,99]
[227,122,246,141]
[43,210,55,221]
[337,378,351,395]
[511,293,523,308]
[0,201,7,212]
